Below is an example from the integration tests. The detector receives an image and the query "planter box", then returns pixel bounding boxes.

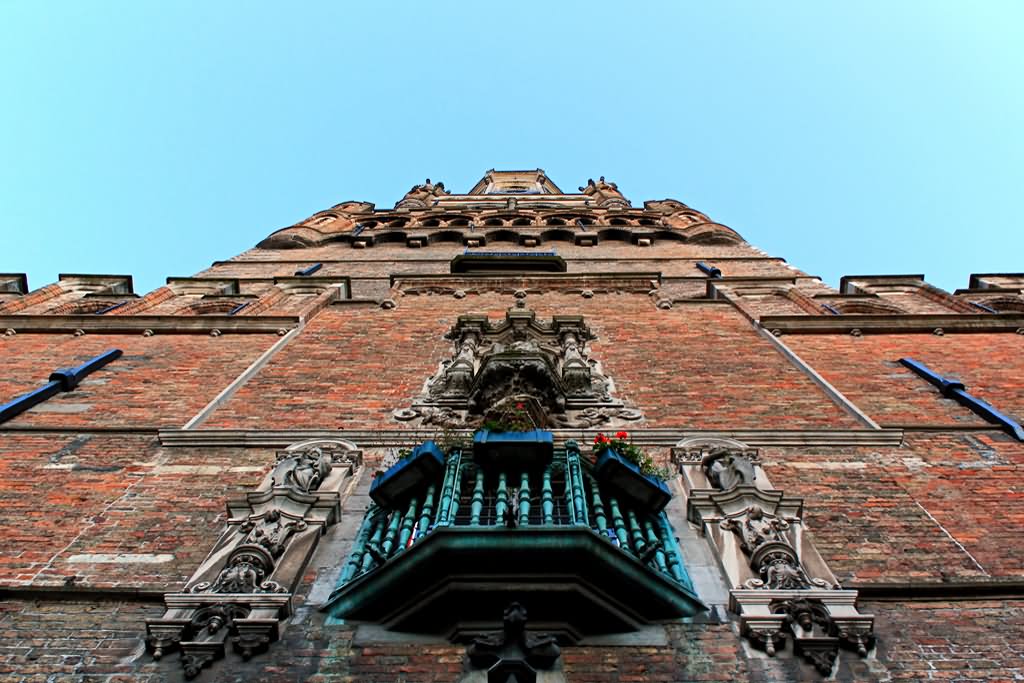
[369,441,446,507]
[593,449,671,512]
[472,429,554,470]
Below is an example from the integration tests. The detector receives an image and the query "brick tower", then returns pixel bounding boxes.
[1,170,1023,681]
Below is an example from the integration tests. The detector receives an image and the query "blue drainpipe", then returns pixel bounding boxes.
[696,262,722,278]
[899,357,1024,441]
[0,349,123,424]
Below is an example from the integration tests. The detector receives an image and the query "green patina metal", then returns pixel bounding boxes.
[324,438,704,636]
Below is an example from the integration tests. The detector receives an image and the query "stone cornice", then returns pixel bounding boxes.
[390,271,663,293]
[759,313,1024,334]
[157,428,904,448]
[0,315,300,334]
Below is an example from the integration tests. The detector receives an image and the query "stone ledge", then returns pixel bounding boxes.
[759,313,1024,334]
[157,428,905,448]
[0,315,300,334]
[390,272,663,293]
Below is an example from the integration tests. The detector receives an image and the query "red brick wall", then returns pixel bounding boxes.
[784,332,1024,427]
[0,333,278,428]
[204,295,858,430]
[0,434,277,589]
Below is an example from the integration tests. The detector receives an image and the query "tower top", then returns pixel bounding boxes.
[467,170,562,195]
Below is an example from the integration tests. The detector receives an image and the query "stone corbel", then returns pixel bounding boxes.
[146,440,362,678]
[675,437,874,677]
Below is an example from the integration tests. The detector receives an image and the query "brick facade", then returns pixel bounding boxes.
[2,170,1022,681]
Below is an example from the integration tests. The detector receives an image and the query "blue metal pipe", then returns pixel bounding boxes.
[294,263,323,277]
[970,301,998,314]
[94,301,126,315]
[820,303,842,315]
[0,349,122,423]
[899,357,1024,441]
[696,262,722,278]
[228,302,249,316]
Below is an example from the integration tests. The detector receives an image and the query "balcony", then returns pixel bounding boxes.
[324,439,704,642]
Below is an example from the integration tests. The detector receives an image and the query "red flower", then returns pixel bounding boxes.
[615,431,629,440]
[515,402,525,410]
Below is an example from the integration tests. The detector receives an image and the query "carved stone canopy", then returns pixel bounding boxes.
[395,307,643,429]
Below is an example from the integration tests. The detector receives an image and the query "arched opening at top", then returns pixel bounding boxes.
[428,230,465,244]
[483,229,520,244]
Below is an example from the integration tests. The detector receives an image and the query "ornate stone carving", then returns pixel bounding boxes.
[681,436,874,677]
[241,509,308,557]
[579,176,630,208]
[672,438,760,468]
[396,178,450,209]
[271,446,332,493]
[722,505,789,554]
[146,441,360,678]
[397,307,643,429]
[189,546,287,595]
[702,447,756,490]
[466,602,561,682]
[722,506,826,591]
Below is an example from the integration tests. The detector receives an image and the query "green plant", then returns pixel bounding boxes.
[592,431,669,481]
[433,428,471,454]
[482,401,535,432]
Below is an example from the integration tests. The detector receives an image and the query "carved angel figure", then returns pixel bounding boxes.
[723,506,790,554]
[762,555,811,590]
[703,447,756,491]
[272,447,332,493]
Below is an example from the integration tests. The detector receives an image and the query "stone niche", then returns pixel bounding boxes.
[394,306,643,430]
[145,440,361,679]
[674,437,875,677]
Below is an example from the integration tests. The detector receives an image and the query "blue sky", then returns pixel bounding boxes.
[1,2,1021,294]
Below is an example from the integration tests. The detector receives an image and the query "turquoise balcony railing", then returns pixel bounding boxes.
[333,440,696,598]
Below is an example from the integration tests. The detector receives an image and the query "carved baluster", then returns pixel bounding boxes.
[449,457,465,524]
[436,449,462,526]
[590,478,608,534]
[627,510,645,554]
[397,496,420,550]
[494,471,508,527]
[340,505,378,582]
[541,466,554,525]
[518,471,531,526]
[565,441,589,526]
[608,496,630,549]
[470,468,486,526]
[418,484,436,536]
[361,511,387,573]
[658,514,690,588]
[645,518,668,574]
[380,508,403,559]
[562,465,577,525]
